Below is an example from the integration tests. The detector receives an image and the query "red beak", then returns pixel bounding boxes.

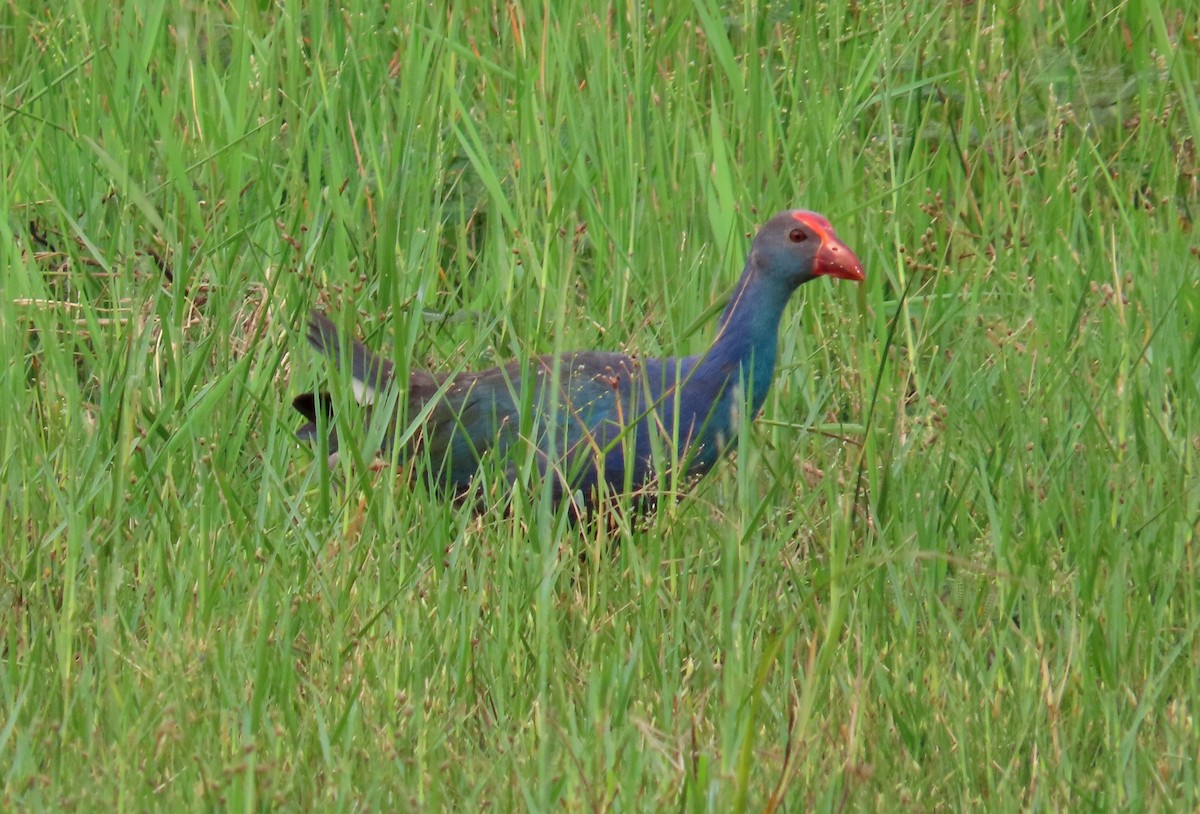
[815,239,866,282]
[795,212,866,282]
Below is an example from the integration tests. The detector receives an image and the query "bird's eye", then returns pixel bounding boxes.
[788,228,806,243]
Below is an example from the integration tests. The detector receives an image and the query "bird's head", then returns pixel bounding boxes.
[750,210,865,289]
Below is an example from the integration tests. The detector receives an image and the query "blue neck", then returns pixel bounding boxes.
[691,263,791,415]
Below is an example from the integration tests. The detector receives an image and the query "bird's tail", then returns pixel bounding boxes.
[293,311,398,458]
[292,391,337,450]
[305,311,396,405]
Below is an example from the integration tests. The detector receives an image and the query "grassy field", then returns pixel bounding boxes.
[2,0,1198,810]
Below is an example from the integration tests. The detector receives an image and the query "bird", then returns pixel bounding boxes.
[294,210,864,510]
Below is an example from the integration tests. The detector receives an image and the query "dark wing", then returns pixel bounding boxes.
[295,311,678,497]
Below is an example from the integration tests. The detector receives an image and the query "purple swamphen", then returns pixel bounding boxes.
[294,210,864,509]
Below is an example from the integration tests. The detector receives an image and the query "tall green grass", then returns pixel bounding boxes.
[2,0,1197,809]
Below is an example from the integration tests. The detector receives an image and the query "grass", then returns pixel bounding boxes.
[2,0,1198,809]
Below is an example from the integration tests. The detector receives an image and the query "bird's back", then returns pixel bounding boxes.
[297,314,722,502]
[414,350,682,498]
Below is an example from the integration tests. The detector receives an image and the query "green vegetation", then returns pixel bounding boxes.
[2,1,1197,809]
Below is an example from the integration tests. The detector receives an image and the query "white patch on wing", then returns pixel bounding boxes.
[352,379,376,405]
